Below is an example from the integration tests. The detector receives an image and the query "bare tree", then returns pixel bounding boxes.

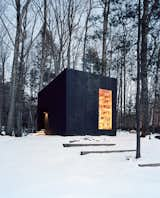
[39,0,47,91]
[0,35,8,130]
[101,0,110,76]
[51,0,68,70]
[122,23,127,129]
[153,47,160,132]
[16,0,32,136]
[82,0,92,72]
[140,0,149,137]
[67,0,74,69]
[140,0,159,137]
[67,0,82,69]
[7,0,32,136]
[136,0,141,158]
[7,0,22,135]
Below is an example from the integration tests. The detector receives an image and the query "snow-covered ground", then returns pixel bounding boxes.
[0,131,160,198]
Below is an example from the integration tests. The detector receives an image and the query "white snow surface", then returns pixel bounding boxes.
[0,131,160,198]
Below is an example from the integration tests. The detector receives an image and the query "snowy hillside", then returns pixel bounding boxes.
[0,132,160,198]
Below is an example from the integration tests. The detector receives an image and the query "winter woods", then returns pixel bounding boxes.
[0,0,160,136]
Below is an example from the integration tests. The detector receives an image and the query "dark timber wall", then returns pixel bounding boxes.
[37,69,117,136]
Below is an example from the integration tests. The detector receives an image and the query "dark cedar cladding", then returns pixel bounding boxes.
[37,69,117,136]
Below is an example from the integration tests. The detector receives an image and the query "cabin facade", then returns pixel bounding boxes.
[37,69,117,136]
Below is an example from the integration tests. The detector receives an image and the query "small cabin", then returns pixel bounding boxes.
[37,68,117,136]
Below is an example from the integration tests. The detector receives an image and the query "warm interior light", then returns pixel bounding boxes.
[43,112,49,130]
[98,89,112,130]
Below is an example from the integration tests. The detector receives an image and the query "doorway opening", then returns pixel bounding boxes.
[43,112,49,132]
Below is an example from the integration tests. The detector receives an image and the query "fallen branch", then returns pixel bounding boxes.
[80,149,136,155]
[63,143,116,147]
[138,163,160,167]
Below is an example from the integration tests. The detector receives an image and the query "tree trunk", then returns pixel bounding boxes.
[7,0,31,135]
[2,57,5,127]
[7,0,21,135]
[16,35,25,136]
[82,0,92,72]
[67,33,71,69]
[141,0,149,137]
[16,0,31,137]
[153,48,160,132]
[0,51,7,130]
[67,0,74,69]
[136,0,141,158]
[0,66,2,130]
[39,0,47,91]
[120,57,123,129]
[108,25,112,77]
[123,27,126,129]
[101,0,110,76]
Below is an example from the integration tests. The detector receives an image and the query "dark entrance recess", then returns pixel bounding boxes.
[37,68,117,136]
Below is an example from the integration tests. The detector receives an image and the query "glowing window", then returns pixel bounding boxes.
[98,89,112,130]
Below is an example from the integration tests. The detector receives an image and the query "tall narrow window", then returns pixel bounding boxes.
[98,89,112,130]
